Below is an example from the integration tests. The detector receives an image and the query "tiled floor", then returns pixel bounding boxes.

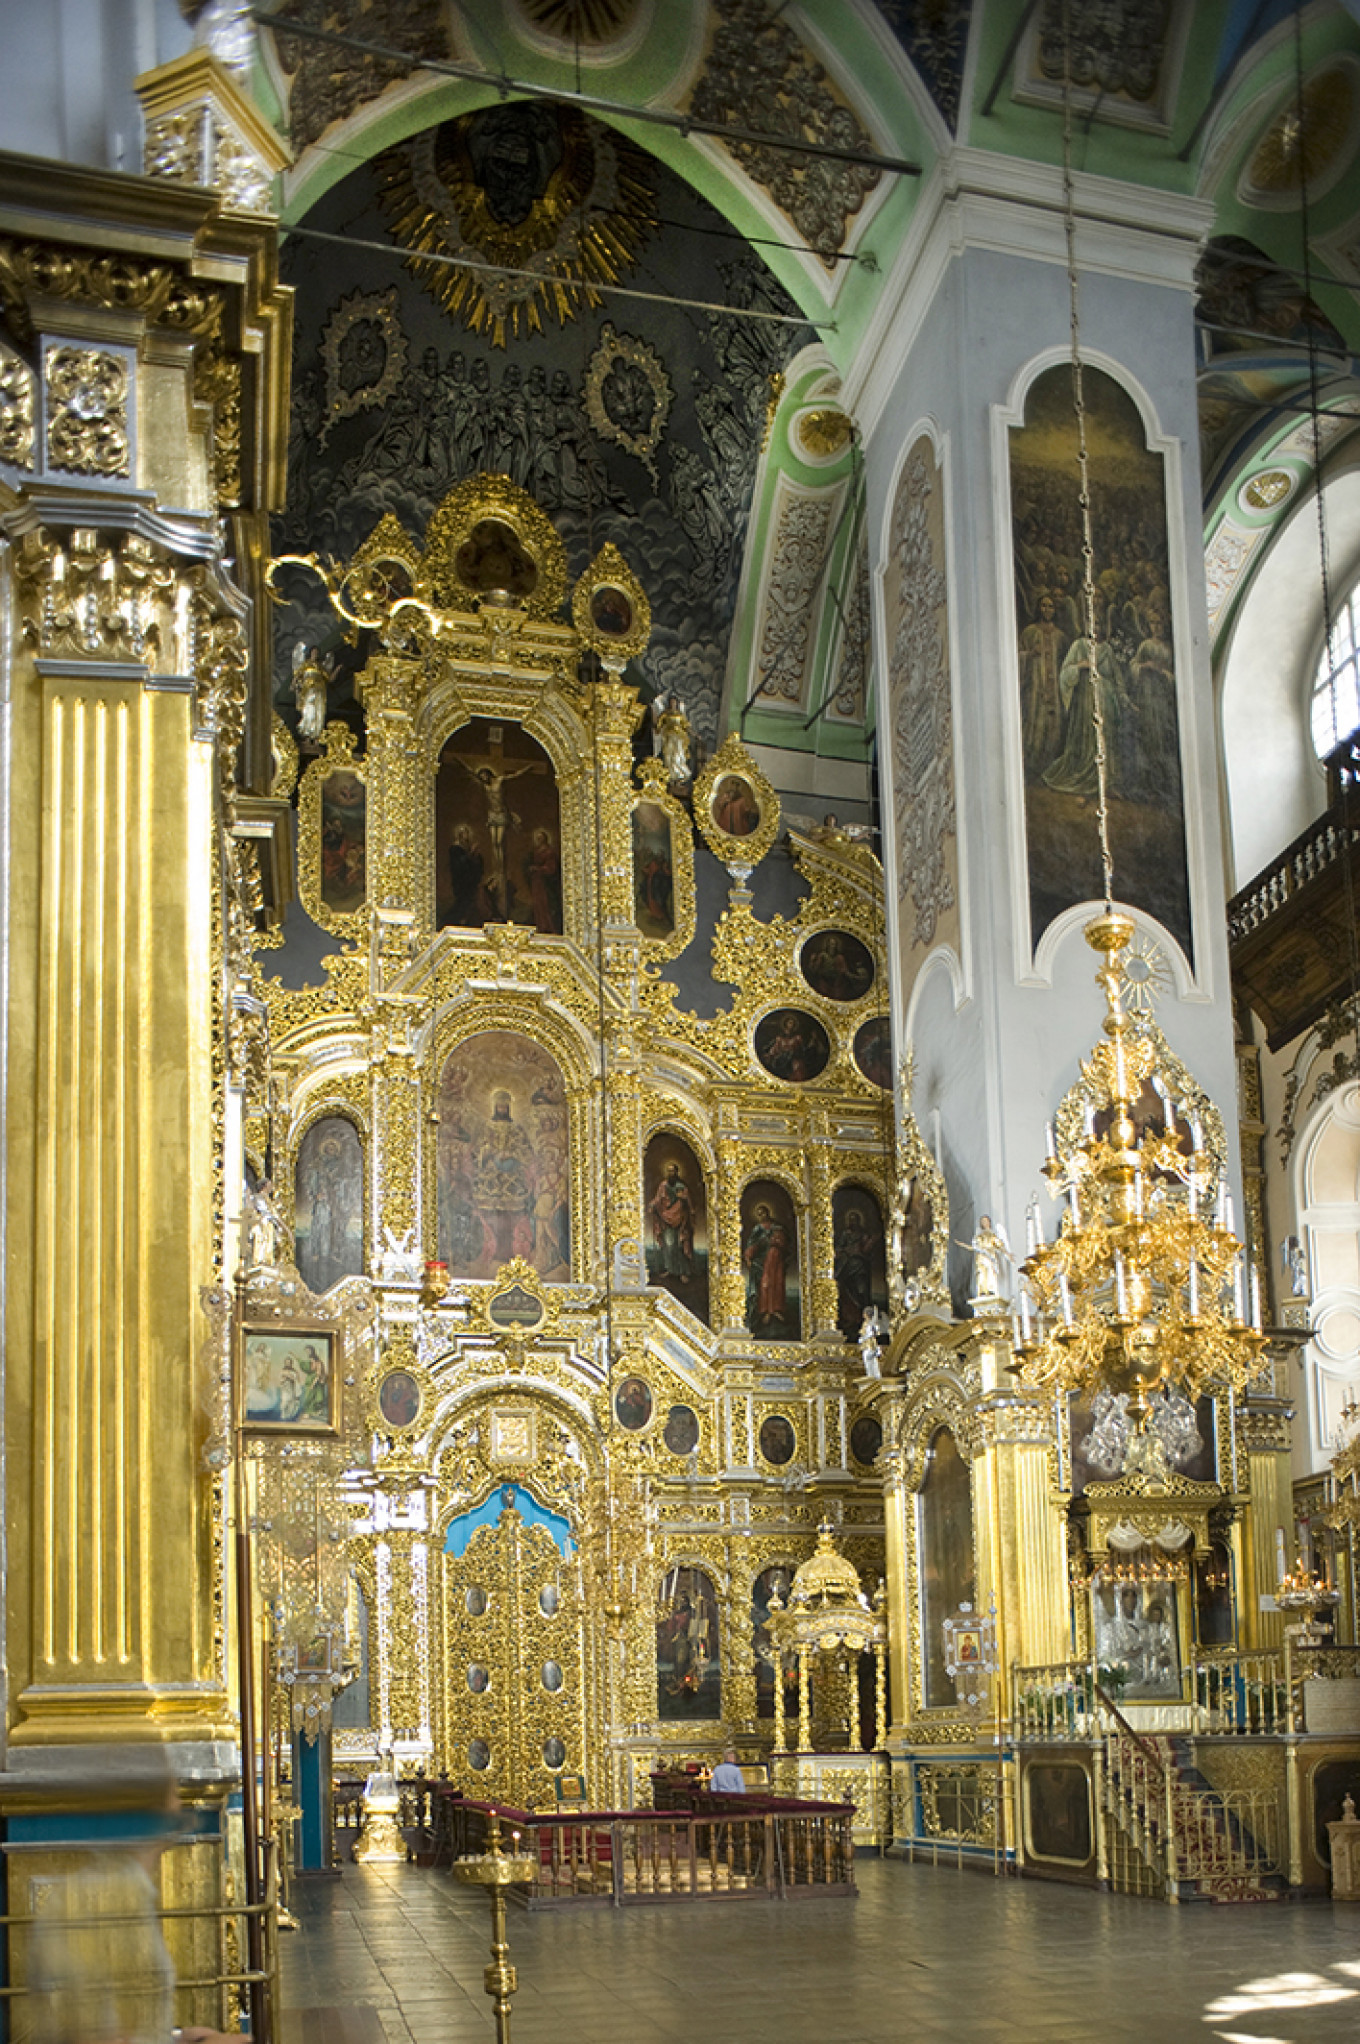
[281,1859,1360,2044]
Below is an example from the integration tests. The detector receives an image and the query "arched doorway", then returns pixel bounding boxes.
[439,1483,588,1809]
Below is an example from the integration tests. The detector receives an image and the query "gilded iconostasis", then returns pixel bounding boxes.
[252,69,945,1789]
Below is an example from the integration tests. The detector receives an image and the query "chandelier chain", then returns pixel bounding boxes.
[1062,5,1115,914]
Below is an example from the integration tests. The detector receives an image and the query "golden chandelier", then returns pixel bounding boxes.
[1012,912,1268,1418]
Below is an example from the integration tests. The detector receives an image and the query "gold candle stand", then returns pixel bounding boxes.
[453,1813,538,2043]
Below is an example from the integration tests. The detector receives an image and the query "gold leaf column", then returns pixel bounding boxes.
[0,164,290,1756]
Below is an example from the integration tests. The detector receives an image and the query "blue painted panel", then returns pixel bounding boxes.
[443,1483,574,1560]
[296,1730,331,1871]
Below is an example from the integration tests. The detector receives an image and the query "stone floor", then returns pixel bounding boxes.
[280,1860,1360,2044]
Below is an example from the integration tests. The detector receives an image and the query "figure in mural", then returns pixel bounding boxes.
[643,1133,709,1325]
[294,1118,364,1294]
[436,1035,571,1282]
[1018,593,1067,775]
[834,1193,875,1340]
[648,1159,695,1282]
[1010,364,1189,953]
[656,1566,721,1719]
[1042,636,1130,800]
[743,1194,799,1340]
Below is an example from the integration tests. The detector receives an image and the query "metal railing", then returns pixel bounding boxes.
[1192,1651,1288,1734]
[0,1835,281,2044]
[1101,1717,1282,1899]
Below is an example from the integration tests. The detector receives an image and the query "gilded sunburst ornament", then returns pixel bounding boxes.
[376,103,657,347]
[1118,930,1173,1018]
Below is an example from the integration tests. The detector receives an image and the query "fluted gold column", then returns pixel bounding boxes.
[972,1339,1068,1712]
[8,600,232,1746]
[1239,1393,1295,1652]
[0,159,290,1758]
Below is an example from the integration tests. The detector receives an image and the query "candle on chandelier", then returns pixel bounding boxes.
[1190,1116,1204,1154]
[1059,1271,1074,1327]
[1019,1289,1033,1344]
[1045,1120,1057,1162]
[1232,1252,1245,1324]
[1114,1250,1128,1317]
[1188,1259,1199,1318]
[1250,1265,1262,1331]
[1067,1178,1082,1227]
[1275,1526,1287,1586]
[1026,1201,1040,1254]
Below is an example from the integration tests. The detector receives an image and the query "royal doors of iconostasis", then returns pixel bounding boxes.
[439,1486,589,1809]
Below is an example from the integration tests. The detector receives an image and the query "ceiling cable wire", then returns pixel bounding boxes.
[250,9,923,179]
[284,222,830,330]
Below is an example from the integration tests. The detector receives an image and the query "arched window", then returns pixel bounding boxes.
[1309,579,1360,758]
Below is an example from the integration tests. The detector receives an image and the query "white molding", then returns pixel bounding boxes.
[1027,898,1199,1001]
[903,944,967,1048]
[846,148,1213,445]
[734,469,847,721]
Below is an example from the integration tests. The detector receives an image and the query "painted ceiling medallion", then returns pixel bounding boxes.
[513,0,643,41]
[319,287,408,449]
[1243,61,1360,208]
[376,103,658,347]
[1240,469,1294,514]
[584,324,672,484]
[794,406,853,461]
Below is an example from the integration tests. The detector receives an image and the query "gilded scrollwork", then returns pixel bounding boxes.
[886,1081,951,1317]
[0,338,36,469]
[418,473,568,621]
[44,345,131,476]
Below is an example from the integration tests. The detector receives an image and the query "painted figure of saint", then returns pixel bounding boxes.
[744,1201,789,1334]
[649,1160,695,1280]
[833,1203,876,1342]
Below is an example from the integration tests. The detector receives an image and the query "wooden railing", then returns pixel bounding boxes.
[1227,812,1360,944]
[438,1793,856,1905]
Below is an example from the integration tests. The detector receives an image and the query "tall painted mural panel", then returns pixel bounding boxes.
[1009,364,1189,956]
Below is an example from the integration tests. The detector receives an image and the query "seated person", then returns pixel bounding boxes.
[709,1747,746,1794]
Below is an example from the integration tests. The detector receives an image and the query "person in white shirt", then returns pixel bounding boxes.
[709,1749,746,1793]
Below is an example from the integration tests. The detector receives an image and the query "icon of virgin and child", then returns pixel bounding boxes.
[435,1034,571,1281]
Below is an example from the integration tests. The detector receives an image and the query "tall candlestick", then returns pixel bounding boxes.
[1232,1252,1245,1325]
[1275,1526,1287,1587]
[1250,1265,1262,1331]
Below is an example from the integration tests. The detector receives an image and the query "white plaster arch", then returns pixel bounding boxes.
[990,344,1213,994]
[1216,452,1360,891]
[1291,1080,1360,1470]
[1026,897,1200,1003]
[903,944,966,1048]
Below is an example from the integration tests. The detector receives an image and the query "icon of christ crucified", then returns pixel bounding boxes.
[450,733,550,919]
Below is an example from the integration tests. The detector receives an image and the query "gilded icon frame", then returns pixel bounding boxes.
[297,721,368,943]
